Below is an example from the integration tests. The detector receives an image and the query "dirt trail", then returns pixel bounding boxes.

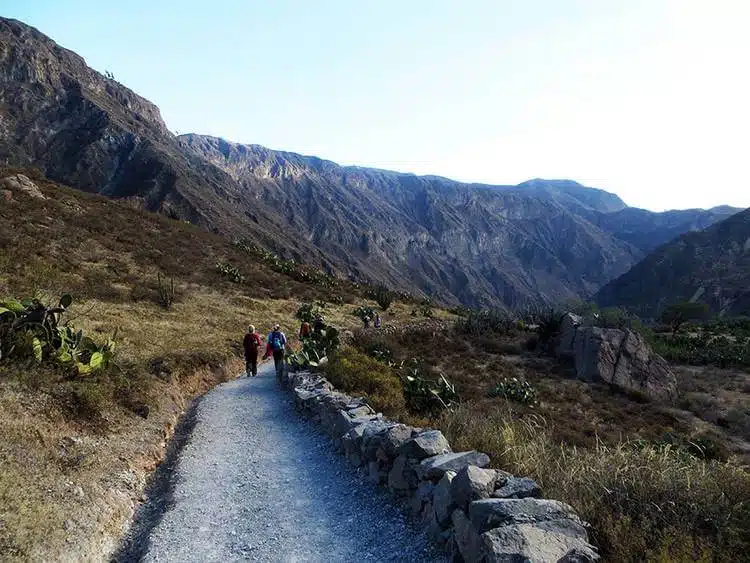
[116,363,442,562]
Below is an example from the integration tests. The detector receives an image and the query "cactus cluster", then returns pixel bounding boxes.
[295,301,326,324]
[490,377,537,405]
[352,305,376,322]
[216,262,245,283]
[233,239,339,289]
[398,358,459,413]
[287,325,340,371]
[0,294,116,375]
[366,284,394,311]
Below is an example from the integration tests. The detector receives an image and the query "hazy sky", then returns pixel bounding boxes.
[3,0,749,211]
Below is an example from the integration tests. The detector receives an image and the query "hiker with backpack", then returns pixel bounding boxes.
[299,320,311,340]
[243,325,263,377]
[263,324,287,381]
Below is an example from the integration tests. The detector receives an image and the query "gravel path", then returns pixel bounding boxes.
[121,363,443,562]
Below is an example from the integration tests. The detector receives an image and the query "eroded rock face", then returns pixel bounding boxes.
[555,312,677,401]
[0,174,46,199]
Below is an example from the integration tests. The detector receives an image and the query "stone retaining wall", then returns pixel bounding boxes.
[281,369,600,562]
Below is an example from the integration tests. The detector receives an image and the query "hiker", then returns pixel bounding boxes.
[299,320,311,340]
[374,313,381,329]
[243,325,263,377]
[263,324,287,381]
[313,314,325,335]
[363,315,371,329]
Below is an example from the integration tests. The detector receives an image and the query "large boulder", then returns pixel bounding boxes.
[556,312,583,359]
[481,523,599,562]
[451,466,498,511]
[574,326,677,401]
[432,470,457,527]
[399,430,451,460]
[469,498,585,535]
[417,450,491,481]
[451,509,483,562]
[0,174,46,200]
[492,476,542,499]
[363,424,414,462]
[387,454,419,492]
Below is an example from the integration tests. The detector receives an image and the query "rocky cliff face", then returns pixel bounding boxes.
[0,17,738,309]
[179,134,646,306]
[596,207,750,317]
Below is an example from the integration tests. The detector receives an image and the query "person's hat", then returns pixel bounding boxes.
[273,324,280,330]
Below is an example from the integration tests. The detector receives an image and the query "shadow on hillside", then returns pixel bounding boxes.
[112,396,203,562]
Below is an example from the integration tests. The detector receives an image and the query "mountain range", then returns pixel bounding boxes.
[0,17,744,309]
[596,207,750,317]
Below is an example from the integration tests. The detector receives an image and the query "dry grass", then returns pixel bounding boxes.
[0,167,444,559]
[0,169,407,559]
[440,405,750,562]
[326,347,405,415]
[340,326,750,561]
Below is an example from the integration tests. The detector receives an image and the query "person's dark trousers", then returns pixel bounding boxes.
[273,350,285,381]
[245,354,258,377]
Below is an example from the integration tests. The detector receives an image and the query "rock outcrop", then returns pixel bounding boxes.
[0,174,46,200]
[282,368,599,562]
[555,313,677,401]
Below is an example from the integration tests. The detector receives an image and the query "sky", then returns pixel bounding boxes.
[2,0,749,211]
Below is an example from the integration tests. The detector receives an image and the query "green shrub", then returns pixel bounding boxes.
[215,262,244,283]
[369,285,393,311]
[529,308,565,345]
[156,273,176,309]
[0,294,116,376]
[352,305,376,322]
[660,301,710,335]
[490,377,537,405]
[650,331,750,368]
[456,309,516,335]
[325,347,405,415]
[295,301,326,324]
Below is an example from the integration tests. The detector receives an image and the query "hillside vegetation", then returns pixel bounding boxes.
[0,168,433,559]
[324,313,750,562]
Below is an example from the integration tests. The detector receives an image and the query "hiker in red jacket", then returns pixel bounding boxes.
[243,325,263,377]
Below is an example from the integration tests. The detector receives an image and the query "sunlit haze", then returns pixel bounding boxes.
[3,0,749,211]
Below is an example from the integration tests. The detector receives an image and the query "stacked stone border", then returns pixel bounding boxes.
[281,369,599,562]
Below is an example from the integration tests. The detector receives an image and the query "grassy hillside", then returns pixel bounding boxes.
[0,167,434,559]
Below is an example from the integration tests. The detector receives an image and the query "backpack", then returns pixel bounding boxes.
[247,333,260,352]
[270,331,284,351]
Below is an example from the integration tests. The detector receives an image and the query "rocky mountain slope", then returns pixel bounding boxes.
[596,207,750,317]
[0,17,739,308]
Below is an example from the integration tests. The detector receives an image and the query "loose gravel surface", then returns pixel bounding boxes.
[118,363,444,562]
